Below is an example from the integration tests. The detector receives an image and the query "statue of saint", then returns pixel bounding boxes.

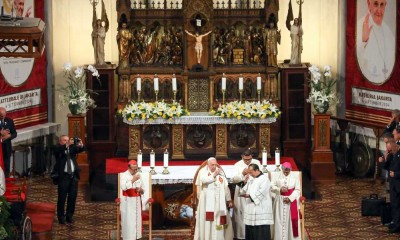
[290,18,303,64]
[265,21,281,67]
[185,30,212,64]
[91,0,109,66]
[117,22,133,68]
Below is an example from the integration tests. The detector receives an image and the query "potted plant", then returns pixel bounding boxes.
[57,63,99,115]
[306,65,340,114]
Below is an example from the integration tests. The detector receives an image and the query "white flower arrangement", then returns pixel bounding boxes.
[210,100,281,120]
[119,101,190,121]
[306,64,340,107]
[57,63,99,114]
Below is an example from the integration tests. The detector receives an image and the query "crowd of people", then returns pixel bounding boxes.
[119,149,301,240]
[378,109,400,233]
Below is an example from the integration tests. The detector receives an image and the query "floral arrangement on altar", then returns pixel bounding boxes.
[57,63,99,115]
[306,65,340,114]
[118,101,190,121]
[210,100,281,119]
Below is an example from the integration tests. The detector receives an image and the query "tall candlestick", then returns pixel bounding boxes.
[150,149,156,175]
[162,149,170,174]
[150,150,155,167]
[262,148,267,166]
[154,74,159,91]
[239,74,243,90]
[163,149,169,167]
[136,75,141,91]
[275,147,281,169]
[172,74,177,91]
[262,147,268,173]
[138,150,143,168]
[221,73,226,90]
[257,73,262,90]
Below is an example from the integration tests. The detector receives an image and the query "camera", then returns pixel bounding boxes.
[73,138,81,145]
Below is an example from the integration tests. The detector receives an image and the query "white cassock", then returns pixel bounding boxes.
[194,167,234,240]
[242,173,274,227]
[271,172,300,240]
[231,159,261,239]
[120,170,145,240]
[0,166,5,196]
[356,15,395,84]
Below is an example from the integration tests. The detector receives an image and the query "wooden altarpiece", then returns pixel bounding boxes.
[114,0,284,161]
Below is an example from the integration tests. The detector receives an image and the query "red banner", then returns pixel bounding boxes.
[346,0,400,123]
[0,0,46,129]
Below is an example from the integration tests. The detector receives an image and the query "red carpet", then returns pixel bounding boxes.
[106,157,297,174]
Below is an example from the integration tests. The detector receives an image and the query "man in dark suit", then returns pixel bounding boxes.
[384,140,400,233]
[52,135,85,224]
[384,109,400,134]
[0,107,17,178]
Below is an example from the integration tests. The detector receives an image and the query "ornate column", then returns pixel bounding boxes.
[172,125,185,159]
[215,124,228,159]
[311,114,335,182]
[258,124,271,158]
[128,125,141,160]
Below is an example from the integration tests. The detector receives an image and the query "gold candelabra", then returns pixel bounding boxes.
[155,90,159,102]
[137,90,141,102]
[222,90,226,105]
[257,90,261,102]
[173,90,177,103]
[239,90,243,103]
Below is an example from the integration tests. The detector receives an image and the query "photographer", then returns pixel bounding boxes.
[52,135,85,224]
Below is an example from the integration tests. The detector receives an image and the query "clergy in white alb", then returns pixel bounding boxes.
[120,160,145,240]
[241,163,273,240]
[194,157,234,240]
[356,0,395,84]
[231,149,261,239]
[271,162,301,240]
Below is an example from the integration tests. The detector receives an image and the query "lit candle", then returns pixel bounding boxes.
[257,73,262,90]
[150,150,155,167]
[137,75,141,91]
[262,148,267,166]
[137,150,142,168]
[154,74,159,91]
[163,149,169,167]
[239,74,243,90]
[172,74,177,91]
[275,148,280,166]
[221,73,226,90]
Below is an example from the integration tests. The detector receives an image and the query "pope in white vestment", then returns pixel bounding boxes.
[120,160,145,240]
[271,162,301,240]
[231,150,261,239]
[194,157,234,240]
[356,0,395,84]
[242,163,274,240]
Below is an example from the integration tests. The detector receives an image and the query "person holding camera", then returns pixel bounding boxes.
[52,135,85,224]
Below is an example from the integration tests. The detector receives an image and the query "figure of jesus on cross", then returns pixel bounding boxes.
[185,30,212,64]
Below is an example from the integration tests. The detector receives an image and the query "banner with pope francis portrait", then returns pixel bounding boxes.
[346,0,400,123]
[0,0,48,129]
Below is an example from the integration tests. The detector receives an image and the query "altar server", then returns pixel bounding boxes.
[271,162,301,240]
[231,149,261,239]
[194,157,233,240]
[241,163,273,240]
[120,160,145,239]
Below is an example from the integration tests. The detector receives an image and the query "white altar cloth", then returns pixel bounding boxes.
[124,114,277,125]
[140,165,278,185]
